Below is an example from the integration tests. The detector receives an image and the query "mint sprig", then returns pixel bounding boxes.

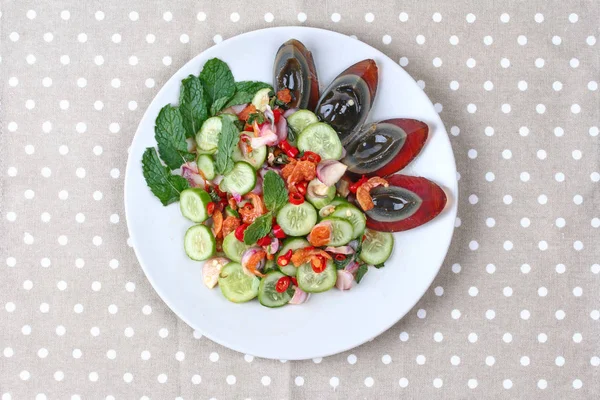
[214,116,239,175]
[243,212,273,245]
[199,58,235,116]
[155,105,195,170]
[263,171,288,212]
[225,81,273,108]
[179,75,208,138]
[142,148,190,206]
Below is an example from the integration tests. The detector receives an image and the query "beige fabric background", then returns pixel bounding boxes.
[1,1,598,399]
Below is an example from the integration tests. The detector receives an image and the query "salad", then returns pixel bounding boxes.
[142,39,447,307]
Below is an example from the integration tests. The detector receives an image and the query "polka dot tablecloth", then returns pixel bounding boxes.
[1,1,598,399]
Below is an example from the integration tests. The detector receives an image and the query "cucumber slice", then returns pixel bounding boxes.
[276,237,310,276]
[196,154,216,180]
[331,204,367,239]
[306,179,336,209]
[258,271,293,308]
[297,122,343,160]
[218,262,260,303]
[222,232,251,262]
[225,206,239,218]
[195,117,222,154]
[319,197,351,218]
[220,162,257,195]
[322,217,354,246]
[276,202,317,236]
[264,258,277,274]
[251,88,272,112]
[232,143,267,170]
[180,188,212,223]
[297,260,337,293]
[287,110,318,135]
[359,228,394,265]
[184,224,216,261]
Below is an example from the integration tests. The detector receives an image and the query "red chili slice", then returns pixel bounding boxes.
[289,192,304,205]
[334,254,346,261]
[272,224,286,239]
[234,223,249,242]
[311,255,326,273]
[257,236,271,247]
[349,175,369,194]
[290,277,298,286]
[206,202,216,216]
[275,276,291,293]
[300,151,321,164]
[296,181,308,196]
[272,108,283,124]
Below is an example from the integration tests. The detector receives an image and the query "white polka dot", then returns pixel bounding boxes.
[124,327,134,337]
[571,104,581,114]
[433,378,443,388]
[520,356,530,366]
[60,55,70,65]
[590,126,599,136]
[417,309,426,318]
[553,81,563,91]
[484,36,494,45]
[537,194,548,205]
[591,264,600,274]
[487,264,497,274]
[552,35,562,46]
[382,35,392,45]
[399,57,409,67]
[416,355,426,364]
[57,281,67,291]
[331,13,341,22]
[534,13,544,22]
[55,326,65,336]
[504,241,513,251]
[503,379,513,389]
[485,172,495,182]
[416,35,425,45]
[467,103,477,113]
[364,377,374,387]
[399,378,409,387]
[381,354,392,364]
[537,149,547,159]
[261,376,271,386]
[589,81,598,91]
[518,80,528,91]
[399,332,409,341]
[591,356,600,366]
[162,56,172,66]
[502,103,511,113]
[573,379,582,389]
[484,81,493,90]
[450,355,461,365]
[517,35,527,45]
[209,352,219,362]
[468,149,477,159]
[535,58,545,68]
[469,241,478,251]
[556,356,565,366]
[536,104,546,114]
[568,13,579,23]
[347,354,357,364]
[6,258,17,267]
[432,12,442,22]
[555,310,566,320]
[451,309,461,319]
[77,77,87,87]
[486,218,495,227]
[93,191,103,200]
[295,376,304,386]
[449,35,459,45]
[468,333,478,343]
[466,13,476,23]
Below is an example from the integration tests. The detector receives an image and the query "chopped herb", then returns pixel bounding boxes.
[373,263,385,269]
[243,212,273,245]
[225,81,273,108]
[247,111,266,125]
[355,264,369,284]
[333,255,353,270]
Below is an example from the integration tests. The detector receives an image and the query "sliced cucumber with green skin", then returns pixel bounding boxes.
[225,206,239,218]
[359,228,394,265]
[322,217,354,246]
[276,202,317,236]
[306,179,336,209]
[276,237,310,276]
[218,262,260,303]
[297,260,337,293]
[297,122,343,160]
[251,88,272,112]
[180,188,212,222]
[319,197,351,218]
[331,204,367,239]
[222,232,251,262]
[232,143,267,170]
[184,224,216,261]
[258,271,293,308]
[195,117,222,154]
[287,110,319,135]
[196,154,216,180]
[264,258,277,274]
[220,161,257,195]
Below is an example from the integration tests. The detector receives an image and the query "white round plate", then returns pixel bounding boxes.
[125,27,457,360]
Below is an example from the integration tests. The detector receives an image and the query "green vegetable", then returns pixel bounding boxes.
[263,171,288,212]
[155,105,195,170]
[243,212,273,245]
[374,263,385,269]
[247,111,265,125]
[179,75,208,138]
[355,264,368,283]
[142,148,190,206]
[199,58,235,116]
[225,81,273,108]
[332,254,353,270]
[214,116,239,175]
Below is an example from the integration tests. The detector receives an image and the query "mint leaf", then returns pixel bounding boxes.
[142,147,190,206]
[155,105,195,170]
[244,212,273,245]
[199,58,235,115]
[210,96,232,116]
[263,171,288,212]
[214,116,239,175]
[179,75,208,138]
[225,81,273,108]
[373,263,385,269]
[355,264,369,284]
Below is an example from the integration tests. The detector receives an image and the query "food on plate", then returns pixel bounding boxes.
[141,39,448,307]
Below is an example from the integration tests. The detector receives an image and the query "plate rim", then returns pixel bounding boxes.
[124,25,458,360]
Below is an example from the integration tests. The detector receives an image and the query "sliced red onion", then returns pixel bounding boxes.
[283,108,298,118]
[335,270,354,291]
[202,257,230,289]
[231,192,242,203]
[316,160,348,187]
[267,237,280,255]
[181,162,205,188]
[250,130,278,148]
[231,103,248,114]
[345,261,360,274]
[251,174,263,195]
[275,113,288,144]
[211,175,224,186]
[289,286,310,304]
[348,240,359,250]
[241,247,265,276]
[264,105,275,127]
[259,166,281,179]
[325,245,355,255]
